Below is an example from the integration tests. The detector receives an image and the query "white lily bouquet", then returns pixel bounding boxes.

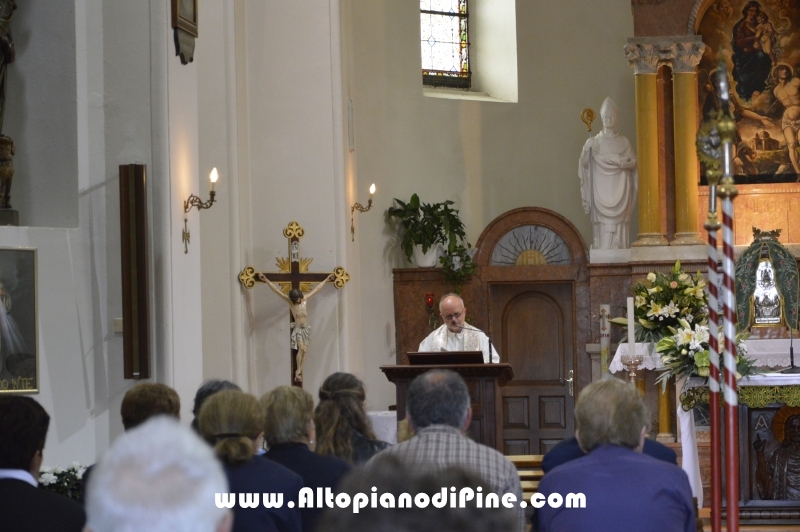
[610,260,757,387]
[655,318,754,387]
[610,261,708,345]
[39,462,87,502]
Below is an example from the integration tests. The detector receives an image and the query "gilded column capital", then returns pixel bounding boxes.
[671,38,706,74]
[624,36,707,75]
[624,41,663,75]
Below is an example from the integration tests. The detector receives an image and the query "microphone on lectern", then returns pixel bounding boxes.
[457,324,496,364]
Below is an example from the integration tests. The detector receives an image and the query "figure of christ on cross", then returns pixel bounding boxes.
[258,272,335,384]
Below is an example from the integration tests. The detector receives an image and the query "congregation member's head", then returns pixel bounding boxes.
[85,417,231,532]
[260,385,316,450]
[575,378,648,453]
[314,372,382,463]
[199,390,264,465]
[120,382,180,431]
[317,454,516,532]
[191,379,241,432]
[0,395,49,476]
[406,369,471,432]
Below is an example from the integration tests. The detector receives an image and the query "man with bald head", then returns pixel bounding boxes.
[418,293,499,363]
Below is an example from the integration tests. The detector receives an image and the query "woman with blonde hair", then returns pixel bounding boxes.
[313,373,389,464]
[199,390,302,532]
[261,386,350,532]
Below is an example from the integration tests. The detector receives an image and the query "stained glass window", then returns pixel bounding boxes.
[420,0,470,89]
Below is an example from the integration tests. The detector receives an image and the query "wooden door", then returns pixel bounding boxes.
[490,282,575,455]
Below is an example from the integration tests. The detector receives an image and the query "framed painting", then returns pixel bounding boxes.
[0,247,37,393]
[697,0,800,184]
[171,0,198,38]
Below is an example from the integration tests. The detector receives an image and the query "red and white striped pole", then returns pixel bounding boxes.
[698,72,725,532]
[717,66,739,532]
[706,220,722,532]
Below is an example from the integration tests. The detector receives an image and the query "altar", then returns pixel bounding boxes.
[612,343,800,524]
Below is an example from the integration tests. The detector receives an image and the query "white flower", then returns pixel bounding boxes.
[40,466,53,474]
[71,461,82,469]
[634,295,646,308]
[685,313,693,323]
[663,301,679,318]
[647,272,656,282]
[77,469,85,480]
[678,273,689,283]
[39,472,57,486]
[693,324,710,345]
[647,301,662,318]
[676,328,694,346]
[54,466,63,474]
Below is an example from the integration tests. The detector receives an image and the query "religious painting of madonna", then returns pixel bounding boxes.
[697,0,800,184]
[0,248,37,393]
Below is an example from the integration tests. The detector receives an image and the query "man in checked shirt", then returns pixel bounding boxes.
[370,369,525,532]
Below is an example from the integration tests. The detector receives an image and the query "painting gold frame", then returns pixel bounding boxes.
[171,0,198,38]
[0,247,38,394]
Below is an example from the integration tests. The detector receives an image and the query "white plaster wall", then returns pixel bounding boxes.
[347,0,637,409]
[233,0,349,397]
[5,0,78,227]
[3,0,204,466]
[198,0,243,386]
[471,0,518,102]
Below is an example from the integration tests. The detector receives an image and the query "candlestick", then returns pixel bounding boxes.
[600,304,610,377]
[627,297,635,348]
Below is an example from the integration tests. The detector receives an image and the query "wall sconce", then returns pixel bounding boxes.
[182,168,219,254]
[425,293,437,331]
[351,183,376,241]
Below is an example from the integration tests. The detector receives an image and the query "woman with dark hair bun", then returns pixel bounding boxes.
[314,373,390,464]
[199,391,302,532]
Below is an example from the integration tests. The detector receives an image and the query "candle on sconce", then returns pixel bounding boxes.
[369,183,376,199]
[209,167,219,192]
[627,297,635,355]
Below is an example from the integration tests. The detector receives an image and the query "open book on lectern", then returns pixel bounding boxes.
[406,351,484,365]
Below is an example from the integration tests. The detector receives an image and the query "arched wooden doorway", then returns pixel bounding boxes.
[472,207,590,455]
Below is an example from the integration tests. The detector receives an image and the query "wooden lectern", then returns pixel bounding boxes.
[381,356,513,452]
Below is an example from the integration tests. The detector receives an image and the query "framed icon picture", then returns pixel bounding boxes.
[172,0,198,38]
[0,247,37,393]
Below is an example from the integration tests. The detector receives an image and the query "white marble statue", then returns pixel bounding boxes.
[579,97,638,250]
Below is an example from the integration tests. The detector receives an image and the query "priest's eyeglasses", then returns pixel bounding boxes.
[443,310,464,321]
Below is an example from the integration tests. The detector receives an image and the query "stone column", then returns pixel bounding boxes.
[625,40,669,246]
[670,37,706,246]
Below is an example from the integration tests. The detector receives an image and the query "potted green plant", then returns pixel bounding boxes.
[439,243,476,294]
[387,194,468,267]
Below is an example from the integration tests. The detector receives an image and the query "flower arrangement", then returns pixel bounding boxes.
[610,260,709,344]
[655,319,756,386]
[39,462,87,502]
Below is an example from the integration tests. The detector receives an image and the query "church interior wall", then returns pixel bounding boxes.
[5,0,78,227]
[195,0,354,400]
[198,0,239,387]
[346,0,637,408]
[6,0,649,465]
[0,0,210,466]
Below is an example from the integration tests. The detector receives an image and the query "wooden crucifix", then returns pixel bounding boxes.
[238,221,349,387]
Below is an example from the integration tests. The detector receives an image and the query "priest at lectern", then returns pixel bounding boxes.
[418,294,500,363]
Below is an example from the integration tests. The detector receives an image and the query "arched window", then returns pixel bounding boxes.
[420,0,470,89]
